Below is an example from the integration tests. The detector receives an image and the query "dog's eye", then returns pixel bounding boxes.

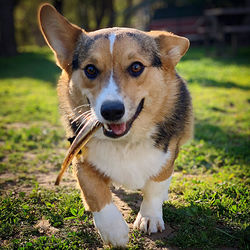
[128,62,144,77]
[84,64,99,79]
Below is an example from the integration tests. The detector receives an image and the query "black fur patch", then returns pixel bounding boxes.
[67,119,83,155]
[152,53,162,67]
[67,135,82,154]
[72,53,79,70]
[152,75,191,152]
[69,119,80,134]
[67,136,76,144]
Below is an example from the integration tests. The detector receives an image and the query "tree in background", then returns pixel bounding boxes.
[13,0,155,48]
[160,0,247,8]
[53,0,63,13]
[0,0,17,56]
[67,0,115,30]
[1,0,248,55]
[59,0,161,31]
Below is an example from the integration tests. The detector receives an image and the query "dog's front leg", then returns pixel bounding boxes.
[93,202,129,247]
[74,160,129,247]
[133,177,172,234]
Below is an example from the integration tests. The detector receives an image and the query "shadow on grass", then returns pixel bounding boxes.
[0,51,60,84]
[163,203,249,249]
[188,76,250,90]
[195,120,250,166]
[112,188,249,248]
[111,186,141,213]
[182,46,250,66]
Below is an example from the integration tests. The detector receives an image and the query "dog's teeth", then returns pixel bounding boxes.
[104,124,112,132]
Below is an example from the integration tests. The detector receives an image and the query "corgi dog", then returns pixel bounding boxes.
[38,3,193,247]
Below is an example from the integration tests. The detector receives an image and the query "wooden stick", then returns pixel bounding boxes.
[55,122,101,185]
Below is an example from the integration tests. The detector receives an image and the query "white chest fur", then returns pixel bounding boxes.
[86,137,171,189]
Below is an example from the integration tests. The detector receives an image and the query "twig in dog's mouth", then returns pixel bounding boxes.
[55,118,101,185]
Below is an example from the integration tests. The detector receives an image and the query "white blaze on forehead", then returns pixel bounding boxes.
[109,33,116,55]
[94,33,124,123]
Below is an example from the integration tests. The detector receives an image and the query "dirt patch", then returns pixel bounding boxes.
[36,170,76,189]
[7,121,61,130]
[0,167,76,193]
[0,172,17,191]
[34,217,59,235]
[23,152,37,161]
[7,123,31,129]
[142,226,176,250]
[0,172,16,180]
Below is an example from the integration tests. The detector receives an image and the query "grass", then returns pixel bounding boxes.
[0,46,249,249]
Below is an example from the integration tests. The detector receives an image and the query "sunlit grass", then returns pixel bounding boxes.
[0,46,249,249]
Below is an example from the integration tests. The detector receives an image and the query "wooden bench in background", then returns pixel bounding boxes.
[198,7,250,53]
[150,6,250,53]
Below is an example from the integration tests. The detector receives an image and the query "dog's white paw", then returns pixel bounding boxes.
[93,203,129,247]
[133,212,165,235]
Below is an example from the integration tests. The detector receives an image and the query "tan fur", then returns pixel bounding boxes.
[38,4,83,70]
[73,158,112,212]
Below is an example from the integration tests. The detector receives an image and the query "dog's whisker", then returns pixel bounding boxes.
[71,110,92,124]
[75,114,96,134]
[68,108,91,119]
[73,104,90,111]
[74,109,92,116]
[71,113,90,125]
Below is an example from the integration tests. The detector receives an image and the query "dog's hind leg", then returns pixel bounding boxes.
[133,177,172,234]
[74,160,129,247]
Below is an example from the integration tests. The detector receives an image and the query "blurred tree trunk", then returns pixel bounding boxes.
[0,0,17,56]
[53,0,63,14]
[95,0,105,28]
[107,0,115,27]
[123,0,133,27]
[93,0,115,30]
[77,2,90,30]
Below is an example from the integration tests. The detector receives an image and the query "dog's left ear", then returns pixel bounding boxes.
[38,3,83,69]
[149,31,190,66]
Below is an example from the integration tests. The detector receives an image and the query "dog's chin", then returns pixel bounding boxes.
[102,98,144,139]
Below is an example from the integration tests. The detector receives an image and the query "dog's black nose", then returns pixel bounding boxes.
[101,101,125,121]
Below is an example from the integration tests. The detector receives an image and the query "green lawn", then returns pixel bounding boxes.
[0,46,249,249]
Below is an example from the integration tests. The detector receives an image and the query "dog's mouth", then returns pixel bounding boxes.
[102,98,144,139]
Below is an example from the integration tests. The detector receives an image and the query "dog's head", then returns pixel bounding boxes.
[39,4,189,140]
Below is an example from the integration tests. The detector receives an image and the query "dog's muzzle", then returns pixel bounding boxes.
[102,98,144,138]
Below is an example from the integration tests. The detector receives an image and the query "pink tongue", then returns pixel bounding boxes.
[109,123,127,135]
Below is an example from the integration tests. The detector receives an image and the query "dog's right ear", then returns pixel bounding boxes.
[38,3,83,69]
